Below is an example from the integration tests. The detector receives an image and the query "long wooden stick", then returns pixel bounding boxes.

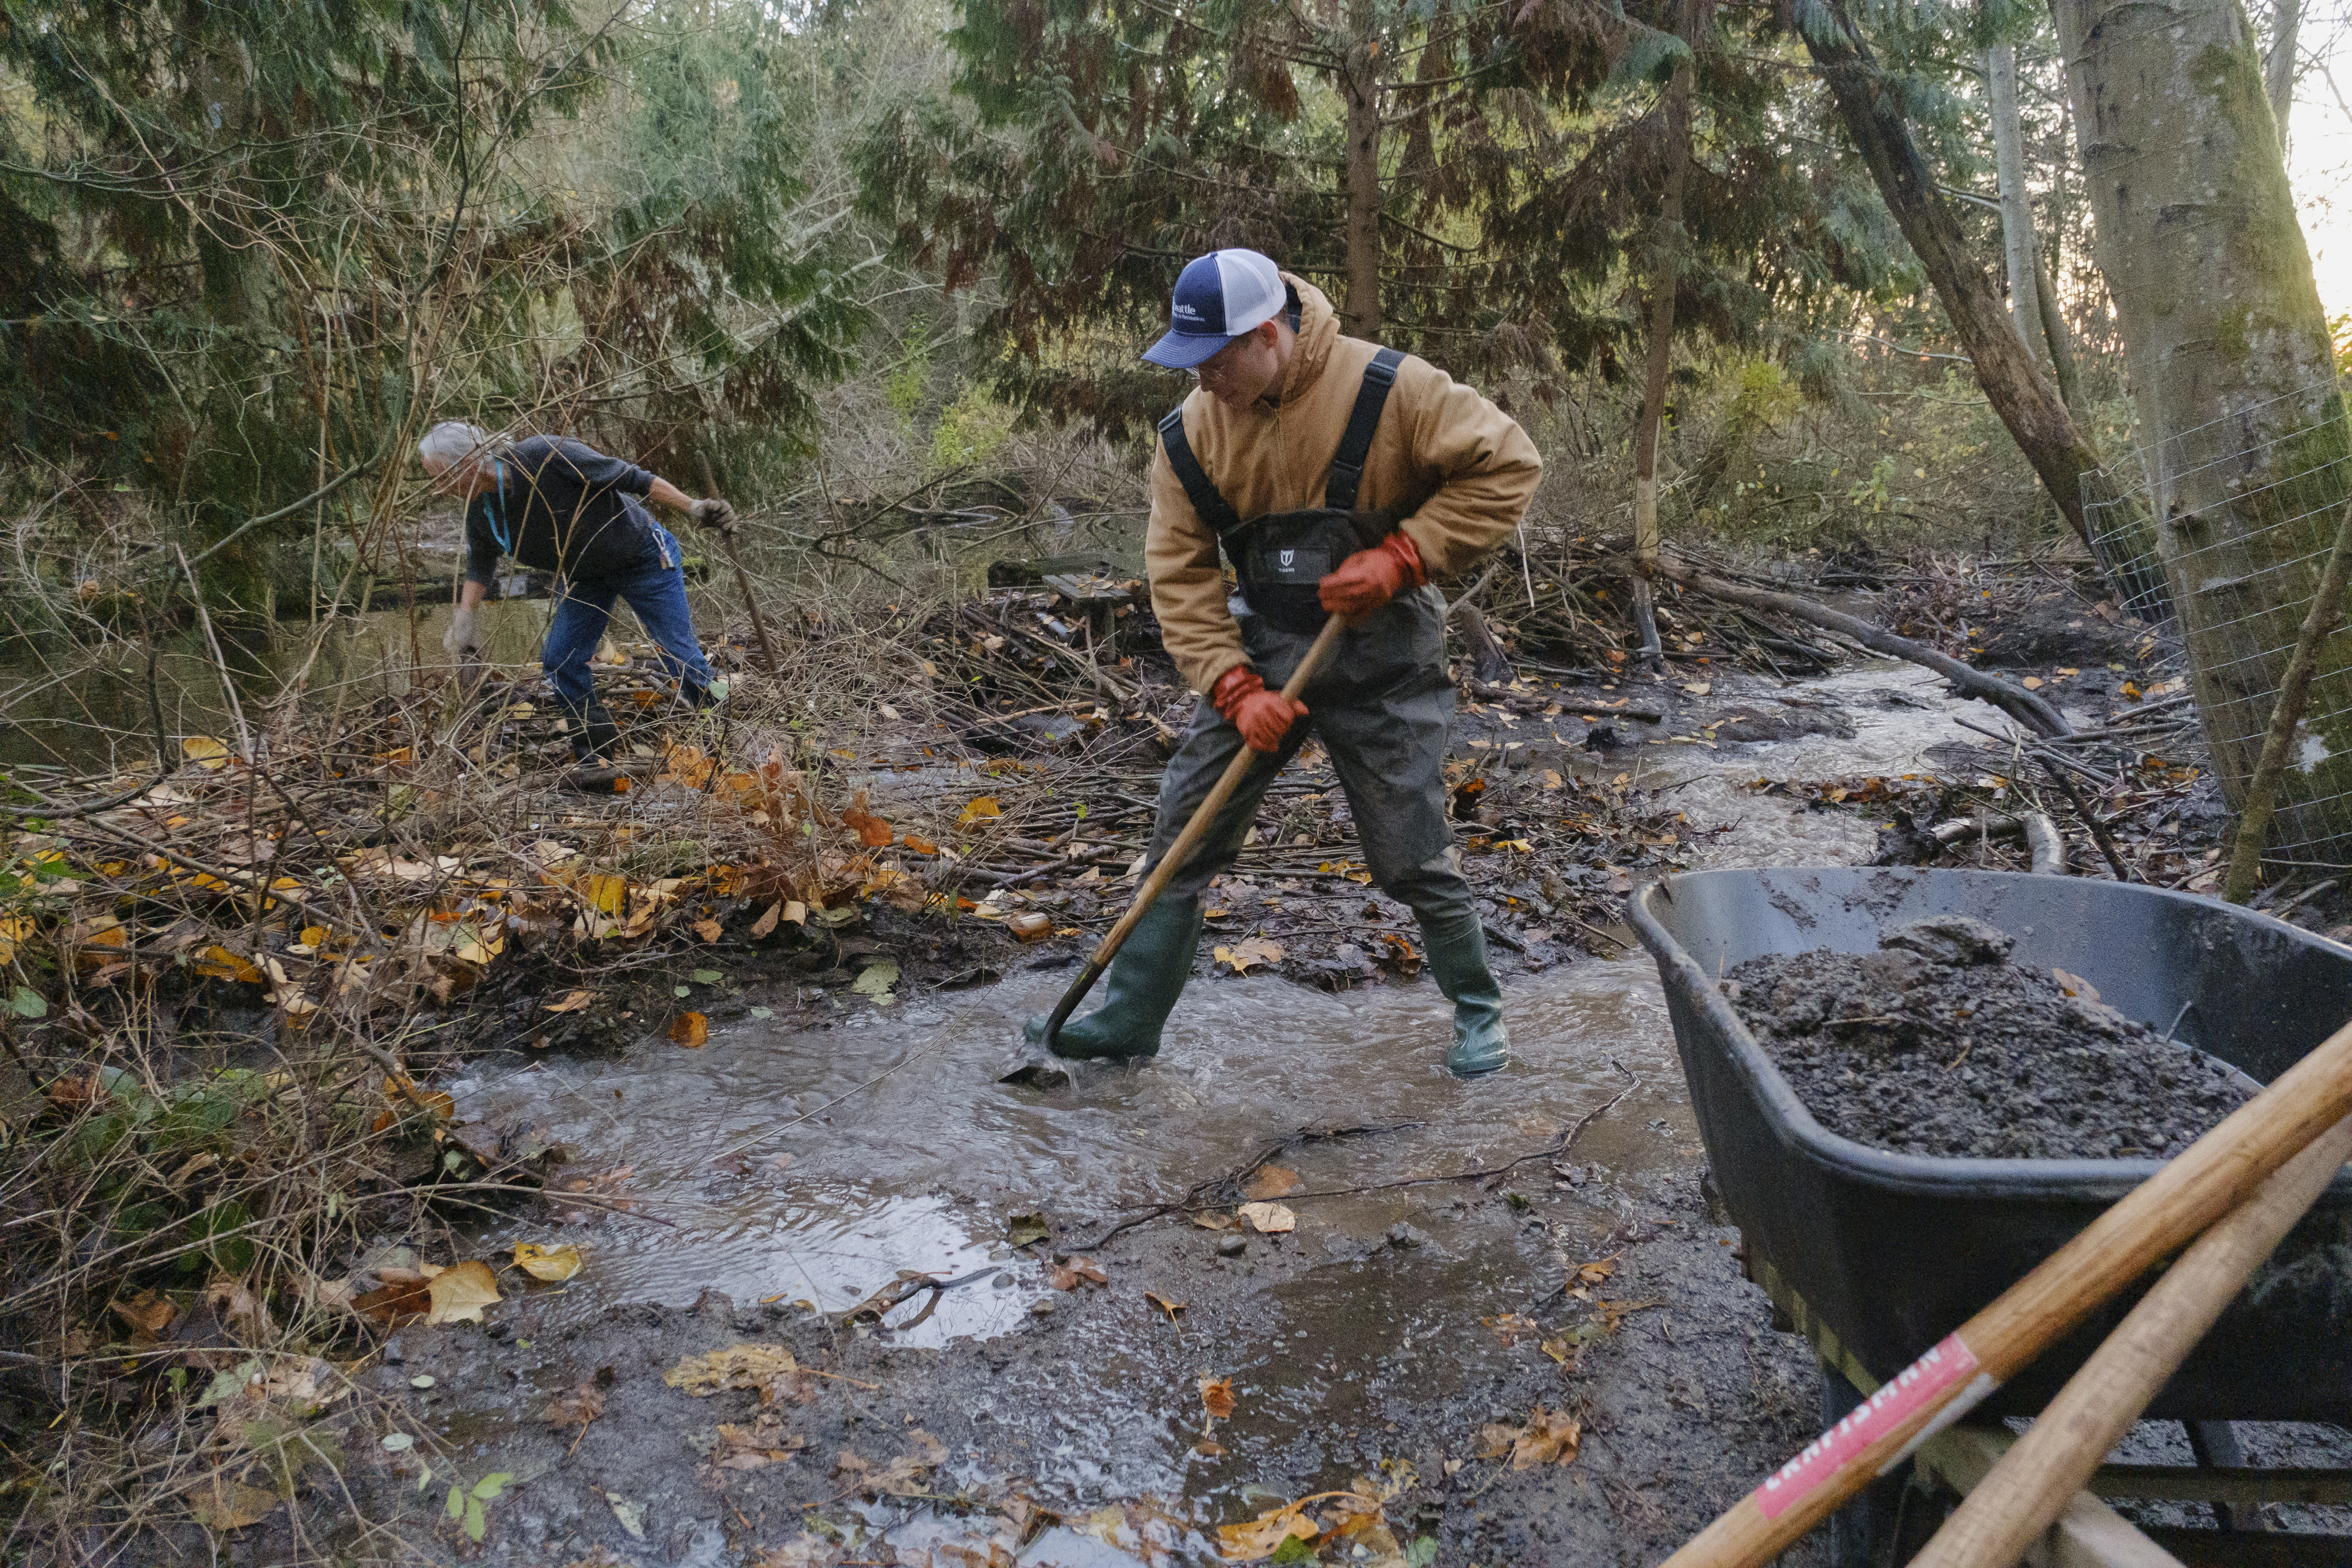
[1659,1014,2352,1568]
[1038,613,1350,1048]
[718,530,782,676]
[1909,1112,2352,1568]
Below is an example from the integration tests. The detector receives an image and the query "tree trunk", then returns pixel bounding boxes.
[2034,249,2086,417]
[1340,37,1382,339]
[1630,3,1689,667]
[1984,36,2041,355]
[2266,0,2299,155]
[2056,0,2351,849]
[1796,0,2126,561]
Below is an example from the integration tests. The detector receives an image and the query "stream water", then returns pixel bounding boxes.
[448,661,2018,1343]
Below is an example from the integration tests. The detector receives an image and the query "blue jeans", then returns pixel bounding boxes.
[542,523,717,724]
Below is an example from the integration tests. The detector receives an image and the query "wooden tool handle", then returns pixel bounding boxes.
[1660,1014,2352,1568]
[1908,1110,2352,1568]
[1038,613,1350,1046]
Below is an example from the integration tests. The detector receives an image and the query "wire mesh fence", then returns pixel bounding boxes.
[2085,381,2352,866]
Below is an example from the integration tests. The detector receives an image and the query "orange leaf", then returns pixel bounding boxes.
[1199,1375,1236,1420]
[841,808,894,848]
[669,1012,709,1048]
[901,835,939,856]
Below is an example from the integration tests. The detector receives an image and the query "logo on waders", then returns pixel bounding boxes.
[1279,549,1296,571]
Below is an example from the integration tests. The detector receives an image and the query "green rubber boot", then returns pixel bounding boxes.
[1420,912,1510,1076]
[1024,899,1204,1061]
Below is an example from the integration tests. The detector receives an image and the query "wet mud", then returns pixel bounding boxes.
[1727,918,2259,1160]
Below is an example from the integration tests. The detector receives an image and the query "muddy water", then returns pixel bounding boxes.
[454,661,2014,1341]
[453,953,1692,1347]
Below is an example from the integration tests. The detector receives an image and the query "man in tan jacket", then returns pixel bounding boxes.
[1026,248,1542,1076]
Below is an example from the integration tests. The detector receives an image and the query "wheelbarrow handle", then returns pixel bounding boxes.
[1660,1011,2352,1568]
[1038,612,1352,1049]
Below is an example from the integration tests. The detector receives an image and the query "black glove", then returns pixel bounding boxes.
[690,497,739,537]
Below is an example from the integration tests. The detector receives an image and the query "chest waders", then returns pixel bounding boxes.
[1156,347,1406,633]
[1020,349,1509,1079]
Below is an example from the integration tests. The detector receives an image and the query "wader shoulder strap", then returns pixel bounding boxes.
[1323,347,1404,512]
[1156,406,1243,537]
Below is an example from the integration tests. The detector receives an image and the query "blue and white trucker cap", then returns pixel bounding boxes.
[1142,249,1287,369]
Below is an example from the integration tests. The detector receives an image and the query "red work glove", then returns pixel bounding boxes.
[1318,531,1428,617]
[1212,665,1308,754]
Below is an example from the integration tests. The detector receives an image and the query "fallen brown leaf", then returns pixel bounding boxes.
[110,1289,177,1340]
[543,989,595,1014]
[423,1260,501,1325]
[545,1371,609,1433]
[186,1478,281,1531]
[1485,1312,1540,1346]
[1191,1210,1238,1231]
[1144,1290,1185,1325]
[664,1344,807,1404]
[352,1277,431,1328]
[710,1414,810,1471]
[1199,1374,1236,1420]
[749,902,782,939]
[832,1430,944,1496]
[669,1012,709,1048]
[1047,1255,1109,1291]
[1240,1165,1303,1202]
[1236,1201,1296,1234]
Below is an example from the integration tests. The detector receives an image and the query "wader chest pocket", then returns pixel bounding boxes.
[1236,510,1369,633]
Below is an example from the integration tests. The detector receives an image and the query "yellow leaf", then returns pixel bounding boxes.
[181,735,232,770]
[580,873,629,915]
[192,945,264,984]
[299,925,329,949]
[423,1260,501,1325]
[957,796,1003,826]
[664,1344,800,1397]
[512,1242,583,1282]
[669,1012,709,1048]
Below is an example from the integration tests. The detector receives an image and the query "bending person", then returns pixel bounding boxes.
[418,422,740,763]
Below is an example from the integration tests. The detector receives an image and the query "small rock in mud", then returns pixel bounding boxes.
[1879,915,2012,966]
[1385,1222,1429,1250]
[1727,920,2257,1160]
[1216,1234,1247,1257]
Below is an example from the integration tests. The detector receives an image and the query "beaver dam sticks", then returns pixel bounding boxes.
[1724,916,2257,1160]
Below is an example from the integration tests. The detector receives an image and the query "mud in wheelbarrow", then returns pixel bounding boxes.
[1628,865,2352,1423]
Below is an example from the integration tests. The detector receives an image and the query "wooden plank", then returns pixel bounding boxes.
[1917,1426,2187,1568]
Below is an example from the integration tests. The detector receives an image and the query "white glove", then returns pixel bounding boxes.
[444,604,480,656]
[690,497,739,537]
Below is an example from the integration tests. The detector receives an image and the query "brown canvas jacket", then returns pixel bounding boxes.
[1144,275,1543,694]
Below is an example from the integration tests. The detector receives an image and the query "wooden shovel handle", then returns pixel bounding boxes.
[1660,1014,2352,1568]
[1038,612,1350,1047]
[1908,1110,2352,1568]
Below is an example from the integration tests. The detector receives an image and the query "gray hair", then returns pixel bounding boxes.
[417,420,511,470]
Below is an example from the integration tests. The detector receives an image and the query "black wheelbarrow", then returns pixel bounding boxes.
[1629,867,2352,1564]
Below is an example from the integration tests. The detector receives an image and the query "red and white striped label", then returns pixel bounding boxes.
[1753,1333,1986,1521]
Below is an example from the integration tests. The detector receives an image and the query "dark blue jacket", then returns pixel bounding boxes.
[462,436,666,586]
